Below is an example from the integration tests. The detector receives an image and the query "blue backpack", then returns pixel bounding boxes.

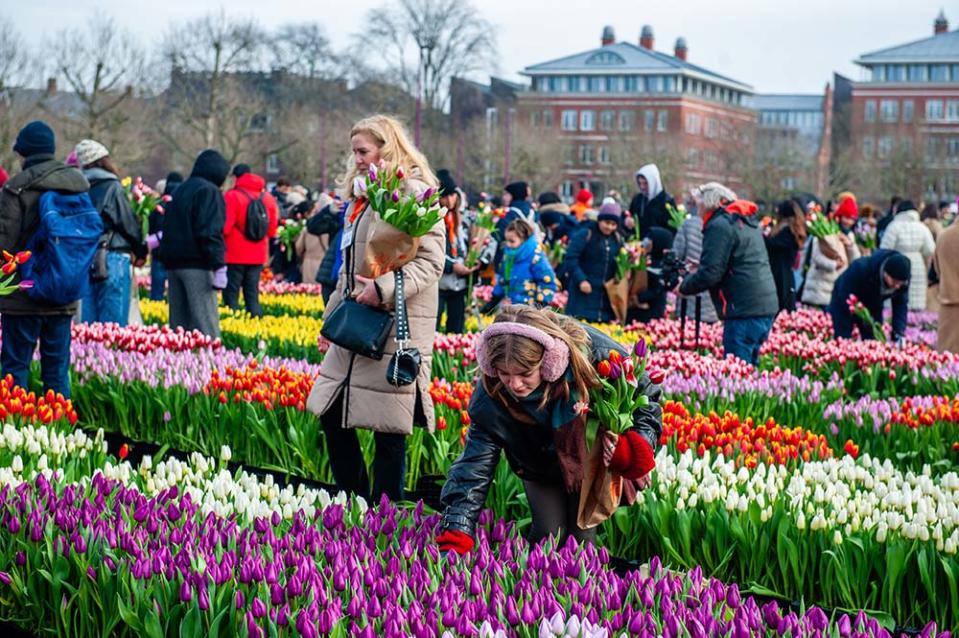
[21,191,104,305]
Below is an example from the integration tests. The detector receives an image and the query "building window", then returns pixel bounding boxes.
[864,100,876,122]
[880,100,898,123]
[542,110,553,128]
[561,181,575,199]
[562,145,575,166]
[588,76,602,92]
[877,136,893,159]
[657,110,668,132]
[887,65,905,82]
[561,110,577,130]
[250,113,270,132]
[580,145,595,164]
[625,76,638,92]
[948,100,959,121]
[531,112,540,127]
[932,64,949,82]
[598,146,611,164]
[903,100,914,123]
[927,100,945,120]
[871,66,886,82]
[580,110,595,131]
[862,136,874,158]
[705,118,719,138]
[644,110,655,132]
[266,153,279,174]
[925,137,939,160]
[901,138,912,154]
[485,107,498,132]
[908,65,928,82]
[618,110,634,131]
[952,65,959,81]
[685,113,701,135]
[600,110,615,131]
[686,148,700,168]
[948,137,959,159]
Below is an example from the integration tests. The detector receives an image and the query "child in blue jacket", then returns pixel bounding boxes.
[487,220,557,309]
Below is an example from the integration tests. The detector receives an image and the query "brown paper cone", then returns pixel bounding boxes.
[604,277,630,324]
[629,269,649,297]
[364,223,419,278]
[818,234,844,262]
[577,439,624,530]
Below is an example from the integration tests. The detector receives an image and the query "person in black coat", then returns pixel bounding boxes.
[158,149,229,338]
[563,202,623,322]
[306,202,344,305]
[628,163,676,239]
[679,182,779,365]
[765,199,808,314]
[629,227,674,323]
[436,305,661,554]
[828,249,910,343]
[148,171,183,301]
[537,192,578,247]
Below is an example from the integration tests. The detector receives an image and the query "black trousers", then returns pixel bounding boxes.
[321,394,410,503]
[437,289,467,334]
[523,480,597,546]
[223,264,263,317]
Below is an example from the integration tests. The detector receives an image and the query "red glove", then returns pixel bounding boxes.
[608,431,656,480]
[436,529,475,555]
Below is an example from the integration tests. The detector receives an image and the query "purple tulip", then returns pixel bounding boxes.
[251,597,267,619]
[179,581,192,602]
[0,571,11,585]
[391,190,400,203]
[634,339,648,359]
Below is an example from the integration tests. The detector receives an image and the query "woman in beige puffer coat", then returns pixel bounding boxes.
[307,115,444,503]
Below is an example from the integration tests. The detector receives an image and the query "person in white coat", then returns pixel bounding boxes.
[879,199,936,310]
[800,195,861,308]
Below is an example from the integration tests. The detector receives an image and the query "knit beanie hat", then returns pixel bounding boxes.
[597,201,622,224]
[437,169,458,196]
[74,139,110,167]
[13,121,56,157]
[881,253,911,283]
[504,181,528,201]
[834,195,859,220]
[576,188,593,204]
[233,163,251,177]
[538,191,562,206]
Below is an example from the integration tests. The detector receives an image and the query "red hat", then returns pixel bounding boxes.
[834,195,858,221]
[576,188,593,204]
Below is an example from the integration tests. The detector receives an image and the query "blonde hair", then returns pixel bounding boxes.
[482,305,598,410]
[339,115,438,200]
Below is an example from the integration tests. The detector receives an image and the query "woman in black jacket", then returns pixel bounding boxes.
[436,304,662,554]
[765,199,807,314]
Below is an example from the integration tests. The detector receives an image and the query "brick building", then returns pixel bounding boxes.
[838,11,959,202]
[512,26,756,201]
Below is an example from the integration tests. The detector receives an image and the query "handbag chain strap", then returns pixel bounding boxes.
[394,269,410,351]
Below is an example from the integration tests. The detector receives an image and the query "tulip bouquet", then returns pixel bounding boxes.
[846,294,887,342]
[464,205,496,269]
[353,161,445,277]
[276,218,304,260]
[544,236,568,272]
[806,211,841,239]
[666,202,688,230]
[0,250,33,295]
[585,343,656,450]
[856,224,878,252]
[121,176,169,234]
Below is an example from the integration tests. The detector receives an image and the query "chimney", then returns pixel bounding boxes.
[935,10,949,35]
[46,77,57,97]
[601,25,615,46]
[674,37,688,61]
[640,25,654,50]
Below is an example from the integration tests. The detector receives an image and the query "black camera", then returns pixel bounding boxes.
[647,251,687,290]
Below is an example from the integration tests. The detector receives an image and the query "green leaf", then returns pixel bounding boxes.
[179,603,201,638]
[144,610,164,638]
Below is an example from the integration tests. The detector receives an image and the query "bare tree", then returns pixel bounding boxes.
[272,23,340,81]
[362,0,497,111]
[0,17,38,169]
[161,11,266,150]
[47,16,146,142]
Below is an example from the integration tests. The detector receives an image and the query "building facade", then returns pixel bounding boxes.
[751,90,832,200]
[514,26,756,201]
[841,11,959,202]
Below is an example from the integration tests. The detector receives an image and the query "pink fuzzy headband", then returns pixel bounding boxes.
[474,322,570,382]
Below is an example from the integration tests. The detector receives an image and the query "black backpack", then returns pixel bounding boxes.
[242,191,269,241]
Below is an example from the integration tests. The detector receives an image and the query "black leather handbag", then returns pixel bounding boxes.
[320,209,393,360]
[387,269,421,387]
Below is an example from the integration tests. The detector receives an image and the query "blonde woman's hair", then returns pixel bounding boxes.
[482,304,599,410]
[339,115,438,199]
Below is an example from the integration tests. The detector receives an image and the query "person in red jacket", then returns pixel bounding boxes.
[223,164,279,316]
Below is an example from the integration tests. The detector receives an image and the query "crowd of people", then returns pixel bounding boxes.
[1,115,958,554]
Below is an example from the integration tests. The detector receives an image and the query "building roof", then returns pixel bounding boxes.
[750,94,823,112]
[521,41,752,92]
[856,29,959,65]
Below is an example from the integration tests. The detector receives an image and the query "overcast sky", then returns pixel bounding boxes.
[7,0,953,93]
